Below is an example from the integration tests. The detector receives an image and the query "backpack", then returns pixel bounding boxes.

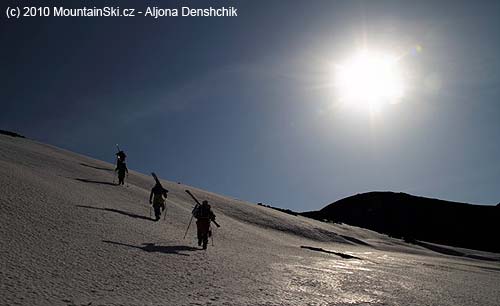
[193,204,212,219]
[192,206,201,218]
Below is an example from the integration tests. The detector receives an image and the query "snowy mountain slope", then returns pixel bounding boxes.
[1,134,499,306]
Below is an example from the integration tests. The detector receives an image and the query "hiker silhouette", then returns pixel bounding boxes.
[193,200,216,250]
[115,162,128,185]
[150,183,168,221]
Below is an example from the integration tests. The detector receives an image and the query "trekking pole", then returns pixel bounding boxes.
[112,170,116,184]
[163,206,167,221]
[149,205,152,219]
[126,173,129,187]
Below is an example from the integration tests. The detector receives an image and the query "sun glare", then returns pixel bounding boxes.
[335,50,405,111]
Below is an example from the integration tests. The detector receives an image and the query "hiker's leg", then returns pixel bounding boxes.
[153,205,161,221]
[196,221,203,246]
[202,232,208,249]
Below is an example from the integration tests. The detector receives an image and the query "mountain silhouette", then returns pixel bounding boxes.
[0,129,25,138]
[302,192,499,253]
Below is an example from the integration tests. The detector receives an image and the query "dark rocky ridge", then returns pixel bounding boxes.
[302,192,499,253]
[0,130,25,138]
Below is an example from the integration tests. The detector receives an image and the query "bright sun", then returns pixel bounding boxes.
[335,50,405,111]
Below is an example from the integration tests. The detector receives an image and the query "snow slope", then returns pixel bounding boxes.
[1,135,499,306]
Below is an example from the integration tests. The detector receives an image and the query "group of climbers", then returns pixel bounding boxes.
[113,148,218,250]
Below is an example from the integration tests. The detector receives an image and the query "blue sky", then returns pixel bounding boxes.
[2,0,500,210]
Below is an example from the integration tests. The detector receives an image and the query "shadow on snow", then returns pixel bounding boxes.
[75,178,116,186]
[79,163,113,172]
[77,205,153,221]
[301,246,362,260]
[103,240,200,256]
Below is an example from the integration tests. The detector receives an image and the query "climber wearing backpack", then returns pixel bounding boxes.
[193,200,216,249]
[149,183,168,221]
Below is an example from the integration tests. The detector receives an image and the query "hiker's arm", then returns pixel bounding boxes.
[149,190,153,204]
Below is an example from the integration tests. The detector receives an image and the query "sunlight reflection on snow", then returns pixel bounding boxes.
[272,257,382,305]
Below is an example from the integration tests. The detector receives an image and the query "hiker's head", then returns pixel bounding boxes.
[202,200,208,206]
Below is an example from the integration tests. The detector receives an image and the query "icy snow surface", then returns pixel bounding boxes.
[1,135,499,305]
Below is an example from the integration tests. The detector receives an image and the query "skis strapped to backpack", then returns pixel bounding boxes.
[115,144,127,164]
[151,172,162,187]
[151,172,168,198]
[151,172,168,221]
[185,190,220,228]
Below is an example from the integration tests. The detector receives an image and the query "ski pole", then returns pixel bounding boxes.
[184,190,200,239]
[114,143,120,178]
[163,193,167,221]
[183,214,194,239]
